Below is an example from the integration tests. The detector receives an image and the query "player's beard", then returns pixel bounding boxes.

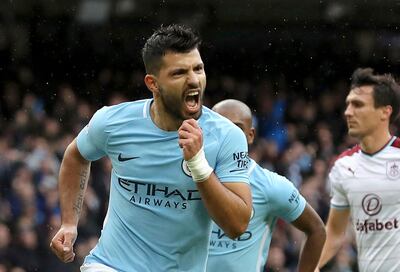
[158,85,203,121]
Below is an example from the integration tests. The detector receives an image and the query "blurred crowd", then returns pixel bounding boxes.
[1,4,400,271]
[1,63,385,272]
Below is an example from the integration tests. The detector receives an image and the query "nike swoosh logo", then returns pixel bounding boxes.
[229,169,245,173]
[118,153,140,162]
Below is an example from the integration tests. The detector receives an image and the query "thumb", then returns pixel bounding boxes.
[62,235,73,251]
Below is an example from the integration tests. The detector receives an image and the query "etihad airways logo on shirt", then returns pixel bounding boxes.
[209,207,255,249]
[210,228,253,250]
[118,178,201,210]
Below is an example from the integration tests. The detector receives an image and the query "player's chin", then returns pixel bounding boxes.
[348,128,360,138]
[182,110,201,120]
[182,107,202,120]
[183,110,202,120]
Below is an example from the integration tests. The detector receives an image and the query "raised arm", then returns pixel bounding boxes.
[317,208,350,270]
[291,203,326,272]
[50,139,91,263]
[178,119,252,239]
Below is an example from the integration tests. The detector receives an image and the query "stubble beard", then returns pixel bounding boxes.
[159,86,203,121]
[158,86,186,122]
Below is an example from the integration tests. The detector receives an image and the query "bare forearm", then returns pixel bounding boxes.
[298,227,326,272]
[59,141,91,226]
[317,208,350,269]
[196,173,252,239]
[317,231,344,268]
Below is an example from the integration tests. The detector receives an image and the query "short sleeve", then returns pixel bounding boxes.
[76,106,109,161]
[214,125,249,184]
[267,171,306,222]
[329,163,350,209]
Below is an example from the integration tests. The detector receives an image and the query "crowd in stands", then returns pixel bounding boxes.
[1,8,400,271]
[1,65,369,272]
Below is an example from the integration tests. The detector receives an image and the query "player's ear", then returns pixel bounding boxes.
[144,74,159,95]
[248,127,255,145]
[381,105,392,122]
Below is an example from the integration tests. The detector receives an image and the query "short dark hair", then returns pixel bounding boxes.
[141,24,201,74]
[351,67,400,123]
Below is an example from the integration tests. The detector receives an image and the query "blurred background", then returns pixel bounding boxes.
[0,0,399,271]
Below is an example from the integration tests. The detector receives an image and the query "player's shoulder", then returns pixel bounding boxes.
[200,106,241,135]
[250,162,272,184]
[249,160,293,196]
[333,145,361,166]
[99,99,150,122]
[379,136,400,160]
[200,106,234,126]
[328,145,360,180]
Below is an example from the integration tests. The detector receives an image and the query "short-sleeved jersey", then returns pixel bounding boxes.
[330,136,400,272]
[76,99,250,272]
[207,159,306,272]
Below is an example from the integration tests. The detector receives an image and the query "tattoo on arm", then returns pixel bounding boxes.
[73,167,89,216]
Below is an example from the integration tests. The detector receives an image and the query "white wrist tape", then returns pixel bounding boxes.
[186,147,213,183]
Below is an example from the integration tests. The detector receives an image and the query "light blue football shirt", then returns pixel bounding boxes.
[76,99,250,272]
[207,159,306,272]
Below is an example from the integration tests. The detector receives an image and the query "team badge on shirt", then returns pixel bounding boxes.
[181,159,192,177]
[386,161,400,180]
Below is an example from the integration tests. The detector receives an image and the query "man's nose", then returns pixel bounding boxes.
[187,71,200,87]
[344,105,352,117]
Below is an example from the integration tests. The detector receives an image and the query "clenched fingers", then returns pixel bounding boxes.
[50,227,77,263]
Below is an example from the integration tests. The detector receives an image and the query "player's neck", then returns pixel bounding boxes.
[360,129,392,154]
[150,99,181,131]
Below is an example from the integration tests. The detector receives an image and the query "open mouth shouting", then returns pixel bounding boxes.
[184,89,201,115]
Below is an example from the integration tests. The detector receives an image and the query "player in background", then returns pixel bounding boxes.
[50,24,252,272]
[317,68,400,272]
[208,99,326,272]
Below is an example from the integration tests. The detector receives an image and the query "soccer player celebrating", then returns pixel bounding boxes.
[208,99,326,272]
[50,25,252,272]
[317,68,400,271]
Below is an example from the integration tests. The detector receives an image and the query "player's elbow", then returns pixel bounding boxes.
[224,216,250,239]
[308,219,327,242]
[224,225,247,240]
[315,223,327,241]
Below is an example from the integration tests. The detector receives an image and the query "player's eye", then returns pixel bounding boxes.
[194,65,204,72]
[171,69,185,76]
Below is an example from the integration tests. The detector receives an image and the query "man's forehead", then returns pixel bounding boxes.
[350,86,374,95]
[162,49,202,65]
[347,86,374,99]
